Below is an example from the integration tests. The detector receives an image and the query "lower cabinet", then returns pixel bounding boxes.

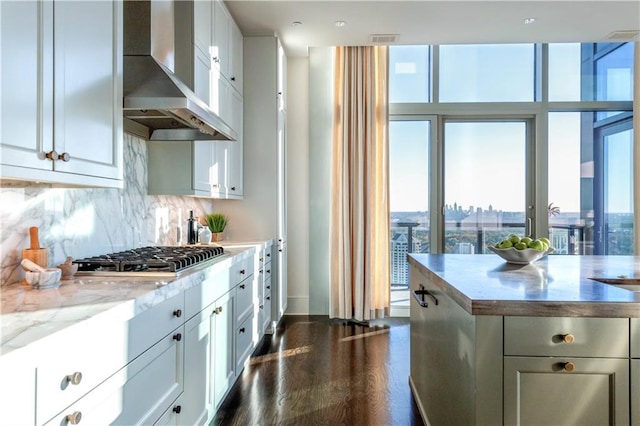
[504,356,630,425]
[154,394,185,426]
[0,350,35,425]
[43,326,184,425]
[632,359,639,426]
[212,289,236,410]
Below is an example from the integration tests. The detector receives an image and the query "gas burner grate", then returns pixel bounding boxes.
[73,245,225,275]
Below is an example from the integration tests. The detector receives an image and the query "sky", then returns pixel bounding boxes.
[388,43,634,214]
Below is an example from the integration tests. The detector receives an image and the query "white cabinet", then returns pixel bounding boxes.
[37,291,184,424]
[211,289,236,410]
[0,349,35,425]
[43,327,184,426]
[212,0,243,93]
[217,36,288,328]
[0,0,123,188]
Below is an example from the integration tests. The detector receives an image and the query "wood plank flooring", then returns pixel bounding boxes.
[213,315,424,426]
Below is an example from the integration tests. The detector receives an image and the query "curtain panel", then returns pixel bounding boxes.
[330,46,390,321]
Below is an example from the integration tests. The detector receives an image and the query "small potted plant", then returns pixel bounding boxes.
[206,213,228,242]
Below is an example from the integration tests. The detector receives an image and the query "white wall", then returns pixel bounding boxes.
[286,57,310,314]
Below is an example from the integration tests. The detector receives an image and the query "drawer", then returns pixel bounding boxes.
[632,318,639,358]
[260,295,272,335]
[235,314,255,374]
[185,266,231,319]
[504,316,629,358]
[230,255,253,286]
[36,292,184,423]
[44,326,184,425]
[236,276,254,324]
[632,359,640,426]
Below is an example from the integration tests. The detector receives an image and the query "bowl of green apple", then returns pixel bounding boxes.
[487,234,554,264]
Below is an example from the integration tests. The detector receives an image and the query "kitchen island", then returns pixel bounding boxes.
[408,254,640,426]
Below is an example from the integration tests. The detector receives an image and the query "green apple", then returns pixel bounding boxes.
[539,237,551,246]
[521,237,533,246]
[507,234,521,245]
[528,240,545,251]
[496,240,513,249]
[514,242,528,250]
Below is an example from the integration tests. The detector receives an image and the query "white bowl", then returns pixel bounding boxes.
[26,268,62,289]
[487,245,554,265]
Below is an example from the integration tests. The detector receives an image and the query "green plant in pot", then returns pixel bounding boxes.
[206,213,228,242]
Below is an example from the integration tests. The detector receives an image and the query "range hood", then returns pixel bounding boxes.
[123,0,237,142]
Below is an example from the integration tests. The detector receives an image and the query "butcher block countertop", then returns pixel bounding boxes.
[408,254,640,318]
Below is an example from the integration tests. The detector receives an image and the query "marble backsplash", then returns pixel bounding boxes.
[0,134,215,286]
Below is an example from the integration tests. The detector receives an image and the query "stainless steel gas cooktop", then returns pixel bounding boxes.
[73,245,225,278]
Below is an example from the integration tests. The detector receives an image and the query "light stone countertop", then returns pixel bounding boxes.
[408,254,640,318]
[0,246,255,357]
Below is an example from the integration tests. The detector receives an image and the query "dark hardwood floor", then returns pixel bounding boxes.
[212,315,424,426]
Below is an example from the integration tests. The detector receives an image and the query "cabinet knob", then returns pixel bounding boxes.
[212,56,220,63]
[561,362,575,372]
[66,411,82,425]
[65,372,83,386]
[239,327,245,333]
[212,183,220,188]
[266,269,271,274]
[266,296,271,300]
[172,405,182,414]
[231,186,236,191]
[215,306,223,314]
[173,309,182,318]
[266,285,270,290]
[173,333,182,341]
[45,150,59,161]
[240,269,246,275]
[561,333,575,344]
[231,77,236,81]
[240,284,245,289]
[58,152,71,162]
[259,304,264,309]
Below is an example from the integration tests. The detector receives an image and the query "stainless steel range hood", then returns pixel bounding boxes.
[123,0,237,141]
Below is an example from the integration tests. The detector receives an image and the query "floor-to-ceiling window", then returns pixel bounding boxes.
[388,42,635,312]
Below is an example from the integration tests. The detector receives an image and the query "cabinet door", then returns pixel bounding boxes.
[504,356,630,425]
[212,0,230,77]
[53,1,122,180]
[229,20,243,94]
[154,394,184,426]
[194,46,212,107]
[212,289,236,409]
[194,141,215,193]
[227,89,244,197]
[0,0,53,171]
[194,0,213,59]
[182,305,216,425]
[632,318,639,358]
[632,359,639,426]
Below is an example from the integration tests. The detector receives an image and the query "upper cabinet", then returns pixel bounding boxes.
[0,0,123,188]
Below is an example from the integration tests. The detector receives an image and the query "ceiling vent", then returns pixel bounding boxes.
[606,30,640,41]
[368,34,399,44]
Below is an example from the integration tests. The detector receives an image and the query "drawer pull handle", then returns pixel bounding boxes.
[173,333,182,341]
[266,296,271,300]
[214,307,223,314]
[173,309,182,318]
[267,253,271,257]
[561,362,575,372]
[561,333,575,344]
[266,269,271,273]
[266,285,271,290]
[239,327,246,333]
[240,284,245,289]
[240,269,246,275]
[66,372,83,386]
[66,411,82,425]
[412,285,438,308]
[173,405,182,414]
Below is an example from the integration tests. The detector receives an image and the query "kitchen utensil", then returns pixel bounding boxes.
[57,256,78,280]
[22,226,49,269]
[24,268,62,289]
[21,258,47,273]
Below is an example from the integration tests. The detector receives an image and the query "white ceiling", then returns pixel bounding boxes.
[224,0,640,57]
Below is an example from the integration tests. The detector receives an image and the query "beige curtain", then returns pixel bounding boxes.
[330,46,390,321]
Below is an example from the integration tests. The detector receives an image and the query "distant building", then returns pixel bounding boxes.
[391,232,421,286]
[454,242,475,254]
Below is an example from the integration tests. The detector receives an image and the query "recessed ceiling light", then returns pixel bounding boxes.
[292,21,302,27]
[523,17,536,25]
[335,20,347,27]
